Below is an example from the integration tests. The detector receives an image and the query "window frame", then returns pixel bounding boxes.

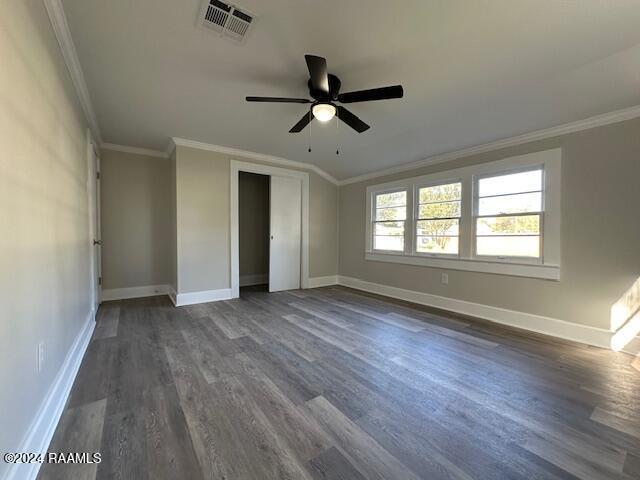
[364,149,561,280]
[412,178,462,259]
[369,187,410,255]
[472,164,545,264]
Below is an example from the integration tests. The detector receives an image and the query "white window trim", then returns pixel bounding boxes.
[371,188,410,254]
[365,149,561,281]
[472,164,545,264]
[412,178,463,259]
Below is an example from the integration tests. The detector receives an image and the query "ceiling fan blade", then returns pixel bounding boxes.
[305,55,329,94]
[337,106,370,133]
[289,111,313,133]
[338,85,404,103]
[246,96,311,103]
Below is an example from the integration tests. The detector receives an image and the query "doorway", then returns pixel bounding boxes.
[238,172,270,293]
[230,160,309,298]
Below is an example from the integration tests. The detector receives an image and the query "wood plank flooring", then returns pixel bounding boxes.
[38,286,640,480]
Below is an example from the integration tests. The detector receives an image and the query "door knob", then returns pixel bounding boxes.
[93,239,102,246]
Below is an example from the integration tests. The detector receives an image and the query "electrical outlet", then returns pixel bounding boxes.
[37,342,45,372]
[441,272,449,285]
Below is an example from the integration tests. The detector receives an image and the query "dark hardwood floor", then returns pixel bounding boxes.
[39,286,640,480]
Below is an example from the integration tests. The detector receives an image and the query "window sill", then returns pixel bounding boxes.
[365,252,560,280]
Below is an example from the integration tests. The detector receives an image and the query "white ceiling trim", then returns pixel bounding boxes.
[169,138,339,185]
[43,0,103,145]
[102,143,168,158]
[337,104,640,186]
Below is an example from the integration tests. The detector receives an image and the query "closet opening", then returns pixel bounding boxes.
[239,171,270,296]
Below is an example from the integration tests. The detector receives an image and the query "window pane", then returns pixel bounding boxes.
[477,236,539,257]
[374,221,404,236]
[374,235,404,251]
[478,169,542,197]
[417,219,459,236]
[375,206,406,221]
[419,182,461,203]
[419,201,460,219]
[376,191,406,208]
[477,215,539,236]
[478,192,541,215]
[416,236,459,254]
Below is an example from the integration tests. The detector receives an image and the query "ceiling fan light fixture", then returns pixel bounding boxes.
[312,103,336,122]
[247,55,401,133]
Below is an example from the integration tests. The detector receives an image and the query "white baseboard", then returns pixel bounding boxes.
[101,284,232,308]
[623,335,640,356]
[4,310,96,480]
[175,288,232,307]
[101,284,170,301]
[337,275,615,350]
[307,275,339,288]
[168,287,177,306]
[239,273,268,287]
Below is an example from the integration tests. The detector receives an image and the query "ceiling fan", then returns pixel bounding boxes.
[246,55,404,133]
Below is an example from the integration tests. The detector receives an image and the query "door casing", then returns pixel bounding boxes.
[230,160,309,298]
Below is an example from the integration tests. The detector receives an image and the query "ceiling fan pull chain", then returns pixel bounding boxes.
[308,110,312,152]
[336,108,340,155]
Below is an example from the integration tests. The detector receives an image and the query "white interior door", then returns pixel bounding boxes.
[94,153,102,308]
[88,142,102,312]
[269,175,302,292]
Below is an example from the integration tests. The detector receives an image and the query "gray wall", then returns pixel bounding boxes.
[175,145,339,294]
[100,149,172,289]
[0,0,92,472]
[169,149,178,293]
[175,147,231,293]
[99,145,339,294]
[310,169,339,278]
[239,172,269,279]
[339,118,640,331]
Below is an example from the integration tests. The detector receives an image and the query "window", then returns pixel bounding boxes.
[365,149,561,280]
[416,181,461,255]
[373,190,407,251]
[475,168,543,259]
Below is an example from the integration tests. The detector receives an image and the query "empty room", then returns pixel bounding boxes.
[2,1,640,479]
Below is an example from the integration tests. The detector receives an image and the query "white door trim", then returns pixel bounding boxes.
[230,160,309,298]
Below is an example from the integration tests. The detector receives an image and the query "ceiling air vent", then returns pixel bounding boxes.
[201,0,254,42]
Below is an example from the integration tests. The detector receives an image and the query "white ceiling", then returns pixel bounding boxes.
[61,0,640,180]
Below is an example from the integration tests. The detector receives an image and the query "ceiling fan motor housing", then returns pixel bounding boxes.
[308,74,341,101]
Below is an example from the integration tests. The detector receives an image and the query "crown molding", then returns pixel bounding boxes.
[169,138,339,184]
[39,0,640,188]
[43,0,102,145]
[337,104,640,186]
[101,143,168,158]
